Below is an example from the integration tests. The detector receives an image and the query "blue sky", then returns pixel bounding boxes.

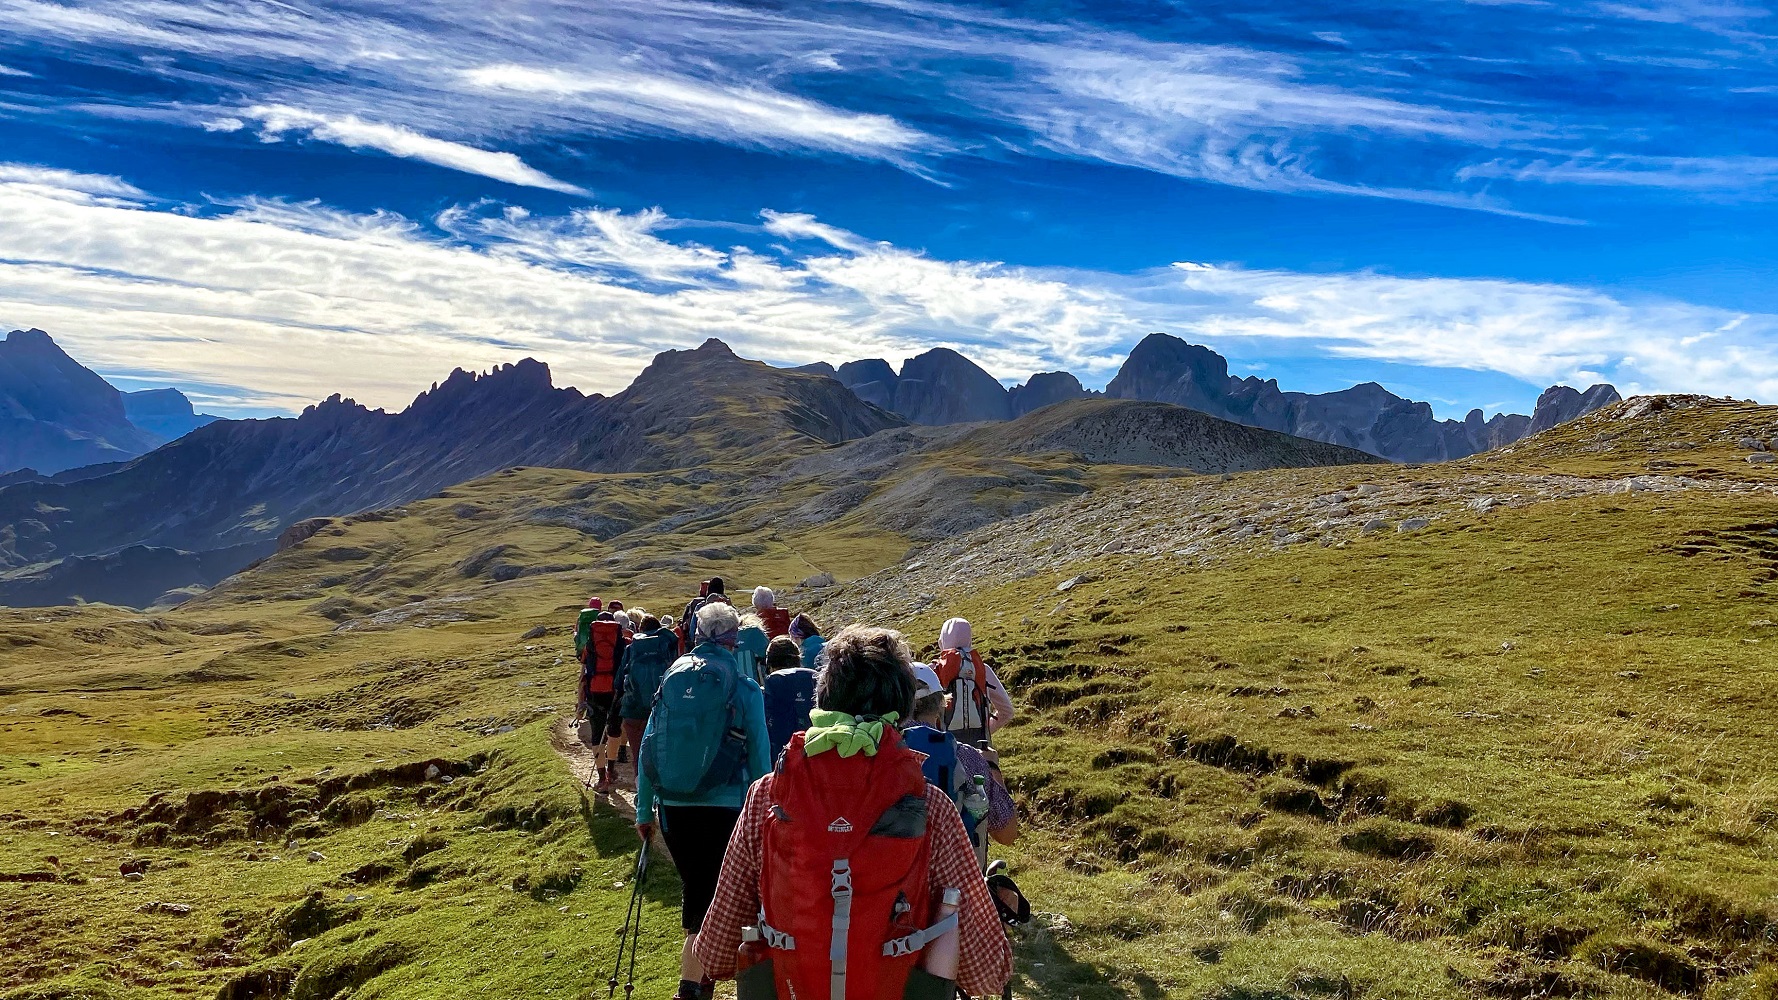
[2,0,1777,419]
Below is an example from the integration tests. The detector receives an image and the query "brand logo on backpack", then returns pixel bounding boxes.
[827,817,853,833]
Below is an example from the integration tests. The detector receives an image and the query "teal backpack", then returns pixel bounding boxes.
[642,651,748,799]
[618,631,678,720]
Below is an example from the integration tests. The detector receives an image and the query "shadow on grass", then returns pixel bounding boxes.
[577,786,684,911]
[1012,932,1167,1000]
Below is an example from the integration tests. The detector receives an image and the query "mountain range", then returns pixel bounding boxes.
[0,334,1382,608]
[823,333,1620,463]
[0,328,218,476]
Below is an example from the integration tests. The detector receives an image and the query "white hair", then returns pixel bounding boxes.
[697,601,740,638]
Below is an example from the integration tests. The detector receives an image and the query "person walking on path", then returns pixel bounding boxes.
[934,618,1014,749]
[903,663,1020,867]
[694,625,1012,999]
[751,586,792,639]
[788,612,825,670]
[761,635,816,763]
[579,610,631,793]
[616,614,678,783]
[635,601,772,1000]
[734,612,770,686]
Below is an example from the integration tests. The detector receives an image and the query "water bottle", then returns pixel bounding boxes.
[737,925,768,973]
[962,773,990,821]
[920,887,963,980]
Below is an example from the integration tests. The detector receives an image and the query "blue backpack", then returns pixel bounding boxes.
[642,651,747,799]
[903,723,979,844]
[762,667,817,761]
[618,631,677,720]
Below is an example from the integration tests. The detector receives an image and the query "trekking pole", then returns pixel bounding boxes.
[608,841,650,998]
[624,841,649,1000]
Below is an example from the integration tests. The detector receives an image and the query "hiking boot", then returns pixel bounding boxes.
[671,979,706,1000]
[593,764,613,794]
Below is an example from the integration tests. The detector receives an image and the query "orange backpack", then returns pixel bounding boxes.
[933,648,991,745]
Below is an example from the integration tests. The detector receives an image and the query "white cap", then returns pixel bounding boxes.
[910,662,942,698]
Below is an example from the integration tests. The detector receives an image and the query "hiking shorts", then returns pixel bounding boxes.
[584,693,621,743]
[658,805,742,932]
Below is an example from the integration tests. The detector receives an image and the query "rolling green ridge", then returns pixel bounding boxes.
[3,395,1776,999]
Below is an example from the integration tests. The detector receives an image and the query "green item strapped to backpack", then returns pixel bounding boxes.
[802,710,899,758]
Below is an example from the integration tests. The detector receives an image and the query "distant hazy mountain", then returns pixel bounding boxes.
[0,328,161,474]
[833,333,1619,462]
[123,387,220,442]
[0,328,221,475]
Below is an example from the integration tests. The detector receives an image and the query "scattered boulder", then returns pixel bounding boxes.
[1361,518,1390,534]
[1748,453,1776,465]
[136,901,192,915]
[1397,517,1431,533]
[1056,574,1095,592]
[519,625,548,640]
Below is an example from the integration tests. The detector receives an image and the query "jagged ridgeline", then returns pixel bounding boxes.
[0,336,1384,609]
[2,390,1776,1000]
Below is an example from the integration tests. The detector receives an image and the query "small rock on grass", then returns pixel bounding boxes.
[520,625,548,640]
[1397,517,1431,532]
[307,851,326,863]
[1748,453,1777,465]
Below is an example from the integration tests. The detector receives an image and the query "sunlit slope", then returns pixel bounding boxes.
[812,395,1778,1000]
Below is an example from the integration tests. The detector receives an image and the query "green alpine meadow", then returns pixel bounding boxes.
[4,367,1775,999]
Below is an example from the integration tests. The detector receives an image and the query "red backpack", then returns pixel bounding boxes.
[760,607,792,639]
[757,729,949,999]
[584,620,624,695]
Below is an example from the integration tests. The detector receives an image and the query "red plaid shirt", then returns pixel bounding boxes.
[694,773,1013,997]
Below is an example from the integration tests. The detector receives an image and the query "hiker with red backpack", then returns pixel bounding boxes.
[578,608,631,793]
[695,625,1012,1000]
[933,618,1014,749]
[752,586,792,639]
[636,601,772,1000]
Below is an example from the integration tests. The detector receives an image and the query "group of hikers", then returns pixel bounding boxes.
[572,577,1024,1000]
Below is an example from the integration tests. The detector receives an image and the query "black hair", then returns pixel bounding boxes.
[815,626,915,720]
[641,614,661,631]
[707,576,725,594]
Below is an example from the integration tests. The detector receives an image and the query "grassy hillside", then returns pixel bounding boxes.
[3,395,1775,999]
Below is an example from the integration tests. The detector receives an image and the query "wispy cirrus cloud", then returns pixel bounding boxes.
[10,0,1777,213]
[2,164,1774,416]
[223,105,588,195]
[458,63,931,158]
[1460,154,1778,191]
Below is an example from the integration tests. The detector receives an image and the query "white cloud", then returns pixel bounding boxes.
[1459,155,1778,191]
[2,164,1775,417]
[0,163,146,205]
[0,64,32,77]
[457,63,929,158]
[239,105,587,195]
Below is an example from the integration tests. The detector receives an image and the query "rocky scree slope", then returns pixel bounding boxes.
[820,395,1778,624]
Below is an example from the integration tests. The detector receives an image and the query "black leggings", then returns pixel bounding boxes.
[659,805,741,932]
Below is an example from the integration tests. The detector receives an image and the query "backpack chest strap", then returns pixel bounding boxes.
[829,859,853,1000]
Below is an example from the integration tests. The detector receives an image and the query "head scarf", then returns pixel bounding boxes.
[939,617,972,651]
